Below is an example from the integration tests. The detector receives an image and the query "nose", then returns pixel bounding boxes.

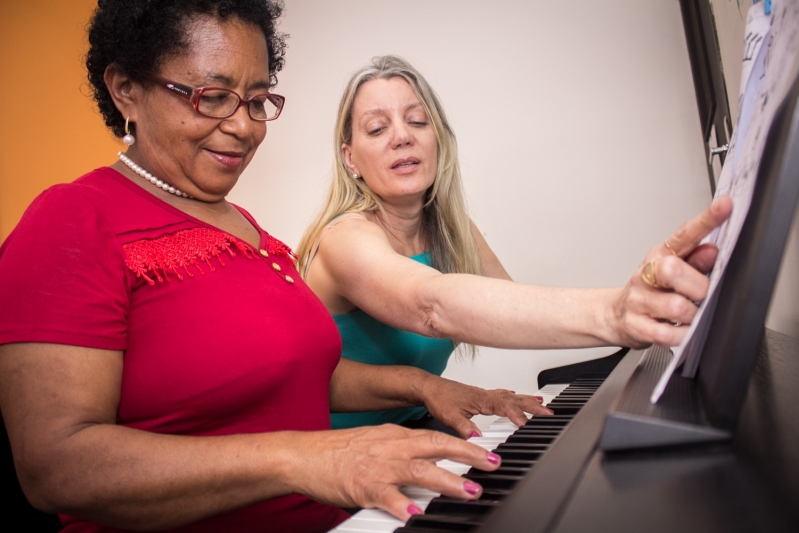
[391,121,413,149]
[220,104,260,139]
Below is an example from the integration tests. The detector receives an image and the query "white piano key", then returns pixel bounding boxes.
[330,509,404,532]
[328,383,569,532]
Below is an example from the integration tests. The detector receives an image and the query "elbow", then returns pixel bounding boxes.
[15,449,101,521]
[421,303,450,339]
[14,454,73,514]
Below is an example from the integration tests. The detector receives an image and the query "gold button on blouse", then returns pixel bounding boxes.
[271,262,281,272]
[259,249,269,258]
[284,275,294,284]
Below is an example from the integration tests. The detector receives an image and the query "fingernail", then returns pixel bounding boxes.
[469,431,480,438]
[407,504,423,516]
[486,451,500,464]
[464,481,482,495]
[547,409,555,415]
[509,390,516,394]
[534,395,544,401]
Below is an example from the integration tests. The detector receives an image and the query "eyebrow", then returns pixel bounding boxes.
[203,72,272,92]
[361,102,424,118]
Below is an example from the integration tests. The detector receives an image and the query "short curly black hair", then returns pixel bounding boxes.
[86,0,286,137]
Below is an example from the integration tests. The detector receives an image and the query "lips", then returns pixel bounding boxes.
[391,157,420,169]
[205,149,246,169]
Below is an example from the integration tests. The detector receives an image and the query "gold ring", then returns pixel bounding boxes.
[641,259,661,288]
[664,239,678,256]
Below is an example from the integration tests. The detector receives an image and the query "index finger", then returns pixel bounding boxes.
[665,196,732,257]
[493,395,553,426]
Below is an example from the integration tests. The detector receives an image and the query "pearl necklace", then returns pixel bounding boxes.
[118,152,193,199]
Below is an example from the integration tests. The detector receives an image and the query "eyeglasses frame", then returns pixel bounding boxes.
[143,74,285,122]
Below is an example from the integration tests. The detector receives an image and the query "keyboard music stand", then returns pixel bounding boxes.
[598,70,799,451]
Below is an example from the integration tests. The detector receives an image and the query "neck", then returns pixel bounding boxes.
[117,151,193,199]
[372,201,426,255]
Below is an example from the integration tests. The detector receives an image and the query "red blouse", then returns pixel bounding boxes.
[0,168,348,532]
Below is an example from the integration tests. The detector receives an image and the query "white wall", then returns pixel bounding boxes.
[228,0,713,395]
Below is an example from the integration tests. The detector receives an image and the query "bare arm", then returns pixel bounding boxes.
[329,358,550,437]
[312,198,732,350]
[0,343,501,529]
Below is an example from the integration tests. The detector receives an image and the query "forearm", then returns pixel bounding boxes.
[406,275,623,349]
[20,424,305,530]
[329,358,433,413]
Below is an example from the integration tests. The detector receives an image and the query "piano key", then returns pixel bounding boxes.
[424,498,500,516]
[328,383,571,532]
[401,513,483,531]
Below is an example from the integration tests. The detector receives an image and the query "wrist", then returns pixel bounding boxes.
[257,431,310,495]
[412,368,440,410]
[599,287,625,346]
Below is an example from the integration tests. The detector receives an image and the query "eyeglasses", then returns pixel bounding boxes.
[144,74,285,121]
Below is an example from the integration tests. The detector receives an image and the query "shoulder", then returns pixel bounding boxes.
[306,211,401,296]
[20,167,135,226]
[8,176,115,247]
[318,211,394,261]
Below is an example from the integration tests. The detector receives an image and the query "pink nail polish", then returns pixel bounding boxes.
[464,481,482,495]
[469,431,480,438]
[547,409,554,415]
[534,395,544,401]
[407,504,423,516]
[486,452,500,464]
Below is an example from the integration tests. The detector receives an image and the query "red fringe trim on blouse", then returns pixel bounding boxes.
[123,227,296,285]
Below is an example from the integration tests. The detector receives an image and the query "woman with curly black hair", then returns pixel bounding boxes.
[0,1,539,531]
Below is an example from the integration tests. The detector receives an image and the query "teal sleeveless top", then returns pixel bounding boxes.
[330,252,455,429]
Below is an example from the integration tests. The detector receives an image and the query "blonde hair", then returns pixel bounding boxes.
[297,56,481,356]
[298,55,480,276]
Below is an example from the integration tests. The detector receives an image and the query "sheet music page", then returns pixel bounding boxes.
[651,0,799,403]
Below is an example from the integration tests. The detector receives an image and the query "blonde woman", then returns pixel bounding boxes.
[298,55,730,436]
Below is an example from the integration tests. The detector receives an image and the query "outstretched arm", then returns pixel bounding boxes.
[312,197,732,350]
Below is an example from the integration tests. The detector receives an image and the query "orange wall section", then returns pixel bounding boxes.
[0,0,120,241]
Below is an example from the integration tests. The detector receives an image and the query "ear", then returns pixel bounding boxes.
[341,143,359,175]
[104,63,142,124]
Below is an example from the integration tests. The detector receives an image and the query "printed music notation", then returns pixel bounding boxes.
[652,0,799,403]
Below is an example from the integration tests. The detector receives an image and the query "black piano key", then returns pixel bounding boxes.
[546,405,582,415]
[546,404,587,409]
[553,395,591,401]
[424,497,500,516]
[388,375,611,533]
[464,473,522,490]
[521,419,571,428]
[478,488,512,500]
[490,459,537,469]
[494,448,543,461]
[525,414,574,422]
[513,427,567,435]
[402,513,483,531]
[494,443,550,452]
[505,434,556,444]
[473,466,531,475]
[394,527,471,533]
